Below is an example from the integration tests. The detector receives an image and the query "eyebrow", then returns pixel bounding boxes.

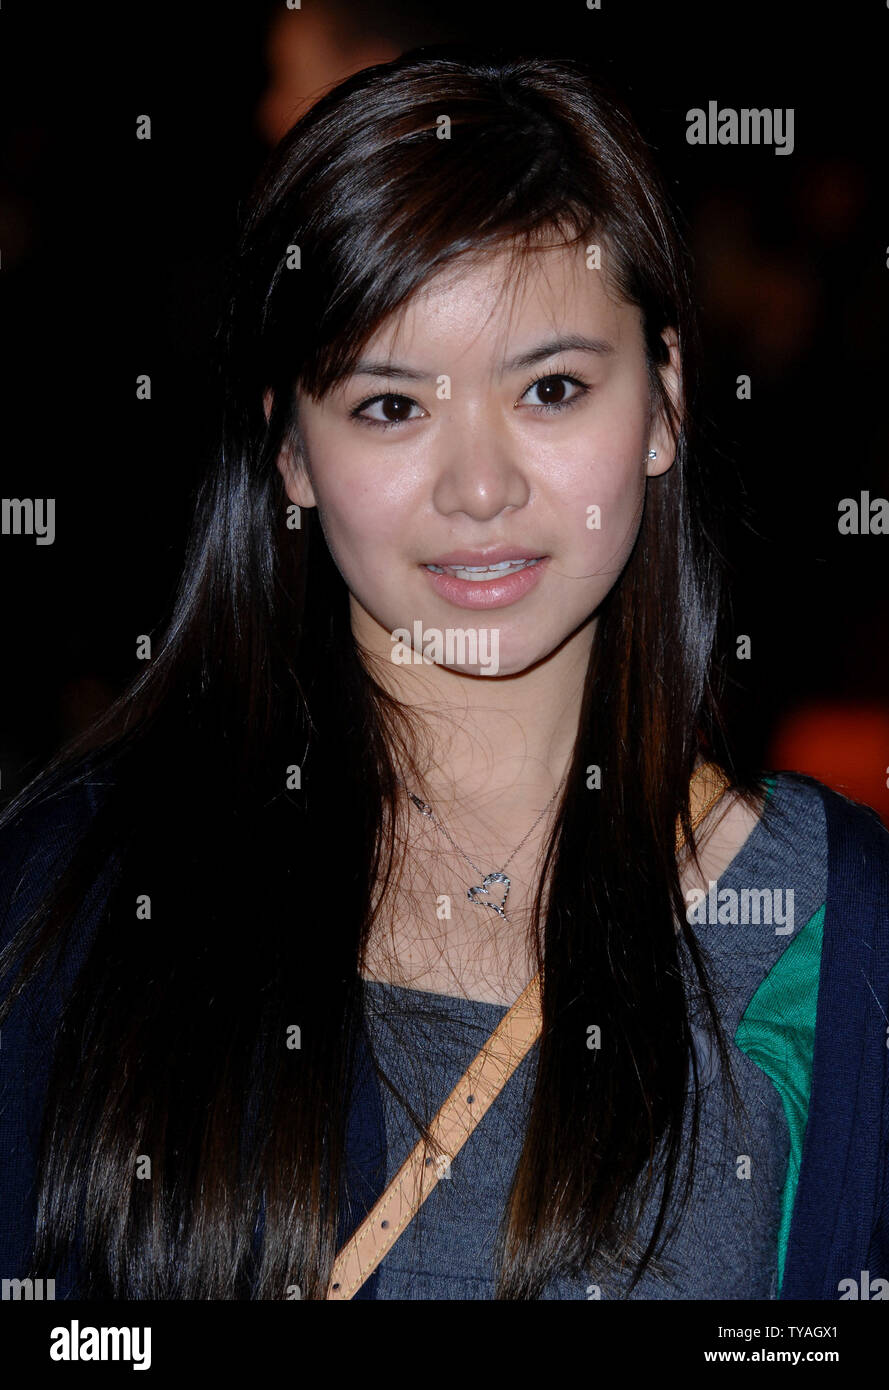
[340,334,616,384]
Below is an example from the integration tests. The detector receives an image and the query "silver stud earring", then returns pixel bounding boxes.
[647,449,658,459]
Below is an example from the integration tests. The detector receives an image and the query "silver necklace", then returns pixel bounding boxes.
[399,781,561,920]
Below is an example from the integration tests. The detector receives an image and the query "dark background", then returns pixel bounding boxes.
[1,0,887,817]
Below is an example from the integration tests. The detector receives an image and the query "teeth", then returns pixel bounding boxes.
[425,558,542,580]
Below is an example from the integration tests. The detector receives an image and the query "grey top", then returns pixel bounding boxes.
[361,773,827,1299]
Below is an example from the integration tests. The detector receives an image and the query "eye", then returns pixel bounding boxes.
[518,373,589,413]
[350,393,425,428]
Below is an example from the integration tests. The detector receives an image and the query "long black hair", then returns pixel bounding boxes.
[0,45,761,1299]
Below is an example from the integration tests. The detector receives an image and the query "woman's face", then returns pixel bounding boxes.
[278,242,680,678]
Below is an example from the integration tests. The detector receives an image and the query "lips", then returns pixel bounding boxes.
[425,547,543,567]
[421,554,549,609]
[425,557,544,581]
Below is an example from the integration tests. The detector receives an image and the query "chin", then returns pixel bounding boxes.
[442,643,549,680]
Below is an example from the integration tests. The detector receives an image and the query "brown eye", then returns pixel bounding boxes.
[520,374,587,412]
[535,377,567,404]
[379,395,414,421]
[352,393,421,426]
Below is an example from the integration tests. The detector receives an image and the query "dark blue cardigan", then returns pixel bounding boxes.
[1,777,887,1300]
[779,783,889,1299]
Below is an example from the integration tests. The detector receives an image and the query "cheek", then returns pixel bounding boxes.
[575,378,649,529]
[556,433,648,561]
[304,438,412,549]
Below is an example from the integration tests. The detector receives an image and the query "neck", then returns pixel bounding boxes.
[355,609,594,820]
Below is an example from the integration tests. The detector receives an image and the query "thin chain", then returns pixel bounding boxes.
[395,763,720,922]
[402,783,561,878]
[399,760,719,875]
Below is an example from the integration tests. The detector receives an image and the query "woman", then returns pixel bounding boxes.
[1,47,886,1302]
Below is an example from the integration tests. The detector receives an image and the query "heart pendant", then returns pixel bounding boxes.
[467,871,511,918]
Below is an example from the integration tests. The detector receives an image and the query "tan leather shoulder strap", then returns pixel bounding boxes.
[326,760,731,1299]
[327,971,542,1299]
[678,761,732,848]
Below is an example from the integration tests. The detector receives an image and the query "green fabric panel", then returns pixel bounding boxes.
[734,902,825,1297]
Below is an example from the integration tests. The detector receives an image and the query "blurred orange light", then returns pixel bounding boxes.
[769,702,889,827]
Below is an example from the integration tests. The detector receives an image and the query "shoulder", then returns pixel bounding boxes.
[759,771,888,930]
[754,770,830,848]
[766,771,889,898]
[685,770,828,898]
[686,769,888,952]
[711,768,887,879]
[809,774,889,864]
[758,768,887,843]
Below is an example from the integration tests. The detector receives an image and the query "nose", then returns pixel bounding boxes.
[430,405,531,521]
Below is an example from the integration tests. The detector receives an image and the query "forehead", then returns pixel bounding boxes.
[364,242,641,365]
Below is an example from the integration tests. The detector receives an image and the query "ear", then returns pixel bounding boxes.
[645,328,682,478]
[265,388,317,509]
